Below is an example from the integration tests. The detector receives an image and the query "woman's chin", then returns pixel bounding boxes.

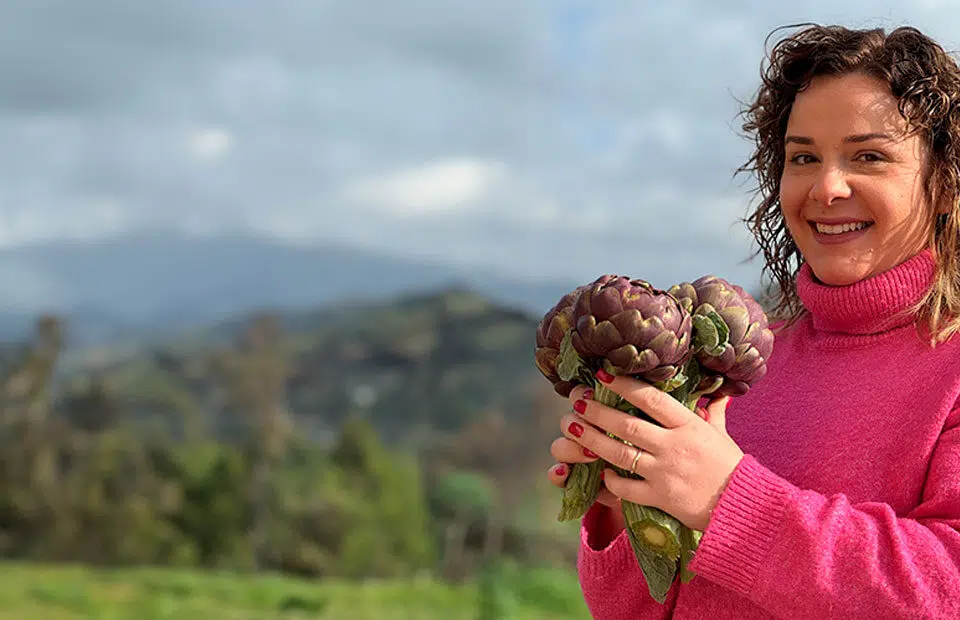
[808,263,868,287]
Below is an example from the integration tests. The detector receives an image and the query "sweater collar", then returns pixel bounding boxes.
[796,249,935,335]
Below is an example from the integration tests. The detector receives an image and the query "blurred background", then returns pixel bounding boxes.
[0,2,956,618]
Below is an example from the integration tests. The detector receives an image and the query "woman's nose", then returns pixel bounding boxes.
[808,165,852,206]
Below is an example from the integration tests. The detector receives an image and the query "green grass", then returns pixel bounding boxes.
[0,562,591,619]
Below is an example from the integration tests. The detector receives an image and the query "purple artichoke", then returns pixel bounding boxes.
[571,275,693,384]
[535,276,618,395]
[534,288,582,397]
[668,276,774,396]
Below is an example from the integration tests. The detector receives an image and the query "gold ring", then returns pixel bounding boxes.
[629,447,643,474]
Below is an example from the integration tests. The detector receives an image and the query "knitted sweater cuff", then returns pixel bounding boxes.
[577,502,637,582]
[688,454,792,596]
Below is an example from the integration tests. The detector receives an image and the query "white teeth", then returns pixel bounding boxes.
[815,222,870,234]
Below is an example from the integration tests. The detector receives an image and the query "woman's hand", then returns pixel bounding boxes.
[550,369,743,532]
[547,409,627,543]
[547,432,622,510]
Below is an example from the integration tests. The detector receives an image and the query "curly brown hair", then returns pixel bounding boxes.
[738,23,960,343]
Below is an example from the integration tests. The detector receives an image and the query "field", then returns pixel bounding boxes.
[0,563,592,619]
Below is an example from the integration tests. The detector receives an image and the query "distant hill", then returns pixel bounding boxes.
[0,233,579,347]
[58,285,550,448]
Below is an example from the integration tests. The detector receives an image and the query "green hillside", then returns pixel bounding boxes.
[59,286,544,447]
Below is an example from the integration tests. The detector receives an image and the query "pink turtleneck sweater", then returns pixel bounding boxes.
[576,250,960,619]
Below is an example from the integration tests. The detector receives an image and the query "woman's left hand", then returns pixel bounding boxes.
[563,369,745,532]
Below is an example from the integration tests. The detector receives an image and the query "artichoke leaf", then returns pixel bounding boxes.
[679,526,703,583]
[667,360,699,409]
[705,310,730,350]
[691,314,721,354]
[557,328,586,382]
[654,368,687,393]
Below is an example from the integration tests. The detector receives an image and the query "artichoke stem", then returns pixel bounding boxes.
[592,381,621,408]
[558,459,604,522]
[623,507,680,604]
[621,500,682,561]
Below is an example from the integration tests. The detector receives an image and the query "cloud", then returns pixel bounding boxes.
[343,157,507,215]
[187,128,234,163]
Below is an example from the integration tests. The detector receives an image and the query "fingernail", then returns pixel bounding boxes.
[583,447,598,458]
[698,407,710,422]
[553,464,567,477]
[583,388,594,399]
[573,399,587,414]
[596,368,614,384]
[568,422,584,438]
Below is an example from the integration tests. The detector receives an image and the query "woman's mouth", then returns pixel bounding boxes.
[808,220,874,244]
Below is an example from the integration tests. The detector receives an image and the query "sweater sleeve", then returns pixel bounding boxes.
[576,502,678,619]
[688,407,960,619]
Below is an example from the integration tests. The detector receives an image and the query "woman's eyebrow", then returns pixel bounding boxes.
[843,132,894,143]
[784,132,894,145]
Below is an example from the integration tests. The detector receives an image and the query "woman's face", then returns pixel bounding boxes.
[779,72,938,286]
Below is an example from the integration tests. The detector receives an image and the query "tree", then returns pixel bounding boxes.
[433,380,558,574]
[60,375,122,434]
[0,316,66,534]
[213,313,293,571]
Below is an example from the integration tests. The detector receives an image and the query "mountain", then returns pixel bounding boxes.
[0,233,578,346]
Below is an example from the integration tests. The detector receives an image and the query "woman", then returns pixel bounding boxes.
[548,23,960,619]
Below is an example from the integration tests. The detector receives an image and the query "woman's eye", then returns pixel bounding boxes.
[857,152,884,162]
[788,154,816,165]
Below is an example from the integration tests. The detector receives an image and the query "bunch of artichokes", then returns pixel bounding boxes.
[535,273,774,603]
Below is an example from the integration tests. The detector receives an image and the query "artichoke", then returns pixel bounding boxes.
[534,277,615,396]
[571,275,693,385]
[668,276,774,397]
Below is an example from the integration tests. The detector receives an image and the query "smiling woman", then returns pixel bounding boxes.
[545,22,960,620]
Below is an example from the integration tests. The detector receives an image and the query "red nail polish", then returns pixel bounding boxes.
[583,388,594,399]
[568,422,584,438]
[553,464,567,477]
[573,399,587,414]
[596,368,615,384]
[583,447,598,458]
[600,469,605,480]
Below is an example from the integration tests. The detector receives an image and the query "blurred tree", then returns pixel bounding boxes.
[0,316,66,547]
[213,313,293,571]
[150,441,249,567]
[332,415,435,578]
[60,375,122,434]
[430,380,559,575]
[430,470,494,581]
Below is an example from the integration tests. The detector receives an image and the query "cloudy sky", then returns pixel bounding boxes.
[2,1,960,291]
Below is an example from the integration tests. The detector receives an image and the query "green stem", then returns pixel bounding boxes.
[557,459,604,522]
[624,517,680,604]
[557,379,621,522]
[621,500,681,560]
[615,361,708,591]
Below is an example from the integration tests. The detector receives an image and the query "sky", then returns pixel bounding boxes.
[2,1,960,291]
